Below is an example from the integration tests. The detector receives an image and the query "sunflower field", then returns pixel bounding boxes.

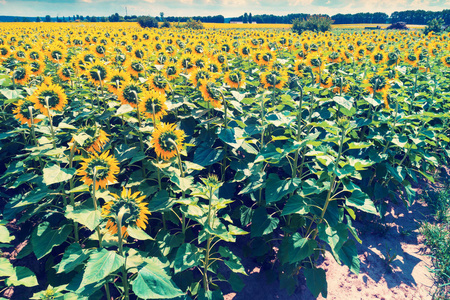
[1,22,450,300]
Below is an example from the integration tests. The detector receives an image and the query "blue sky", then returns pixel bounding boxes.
[0,0,449,18]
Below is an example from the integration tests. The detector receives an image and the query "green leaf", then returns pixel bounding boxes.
[174,243,204,274]
[218,246,247,275]
[193,146,224,167]
[265,174,301,204]
[332,96,353,110]
[148,190,174,212]
[80,249,124,286]
[127,225,154,241]
[281,195,309,216]
[32,222,72,260]
[337,239,360,275]
[0,257,14,277]
[346,190,378,215]
[284,233,316,264]
[228,272,245,293]
[250,207,279,238]
[131,260,184,299]
[6,266,38,287]
[65,205,101,231]
[303,268,327,298]
[43,164,76,185]
[55,243,91,274]
[0,225,14,243]
[170,174,194,192]
[115,104,134,116]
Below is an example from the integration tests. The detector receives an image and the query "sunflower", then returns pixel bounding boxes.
[370,51,388,65]
[363,74,390,95]
[0,46,10,60]
[163,62,180,81]
[107,69,131,93]
[13,99,42,126]
[139,90,168,121]
[316,75,333,89]
[30,60,45,76]
[305,54,323,72]
[58,65,75,82]
[29,83,67,116]
[190,69,212,86]
[199,79,222,109]
[77,150,119,190]
[84,62,109,85]
[178,54,195,73]
[224,70,245,89]
[131,45,146,60]
[46,45,66,63]
[102,188,150,237]
[441,55,450,67]
[238,45,251,57]
[327,51,341,64]
[126,59,145,78]
[404,52,419,67]
[117,81,142,108]
[72,51,96,71]
[260,70,288,89]
[91,44,107,58]
[206,61,221,74]
[71,125,110,154]
[151,122,185,160]
[293,61,307,78]
[14,49,27,62]
[148,73,169,93]
[258,50,276,66]
[12,65,32,85]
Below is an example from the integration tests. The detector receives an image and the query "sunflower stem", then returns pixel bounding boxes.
[44,97,57,150]
[134,92,146,178]
[68,145,79,242]
[168,137,186,238]
[92,168,103,247]
[220,91,228,181]
[116,207,130,300]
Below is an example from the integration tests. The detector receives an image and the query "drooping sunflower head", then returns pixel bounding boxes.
[163,62,180,81]
[107,70,131,93]
[29,83,68,116]
[199,79,222,109]
[139,90,168,121]
[441,55,450,68]
[224,70,245,89]
[91,44,107,58]
[71,125,110,154]
[102,188,150,237]
[47,45,66,63]
[305,54,323,72]
[126,59,145,78]
[178,54,195,73]
[404,52,419,67]
[151,122,185,160]
[260,70,288,89]
[72,51,96,71]
[148,73,169,93]
[364,74,390,94]
[370,51,388,65]
[58,65,75,82]
[118,81,142,107]
[85,62,108,85]
[12,65,32,85]
[13,99,42,126]
[327,51,341,63]
[206,61,221,74]
[77,150,119,190]
[190,69,211,86]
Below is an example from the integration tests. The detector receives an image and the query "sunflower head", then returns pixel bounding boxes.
[102,188,150,237]
[224,70,245,89]
[71,125,110,154]
[199,79,222,108]
[149,74,169,93]
[151,123,185,160]
[77,150,119,190]
[29,83,67,116]
[164,62,180,81]
[139,90,168,121]
[85,62,108,84]
[13,100,42,126]
[12,65,32,85]
[58,65,75,82]
[107,70,131,93]
[260,70,288,89]
[118,82,142,107]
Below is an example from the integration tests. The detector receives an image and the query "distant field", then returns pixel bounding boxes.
[168,22,426,30]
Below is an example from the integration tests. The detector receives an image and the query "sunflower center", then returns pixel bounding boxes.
[31,61,41,72]
[106,199,142,225]
[89,66,107,81]
[123,85,141,103]
[96,45,106,55]
[134,49,144,59]
[159,131,178,152]
[13,67,26,81]
[0,47,7,56]
[29,51,40,60]
[51,50,63,60]
[166,66,177,76]
[39,90,60,108]
[145,97,162,114]
[152,75,167,89]
[62,67,73,78]
[131,61,144,72]
[86,158,110,180]
[373,53,384,63]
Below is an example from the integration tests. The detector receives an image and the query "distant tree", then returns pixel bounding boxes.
[68,16,71,21]
[248,13,252,23]
[36,16,41,22]
[22,17,30,22]
[292,15,333,34]
[184,18,204,29]
[80,15,84,21]
[76,15,80,20]
[109,13,120,22]
[86,16,90,21]
[160,12,165,21]
[424,18,444,34]
[100,16,106,22]
[56,16,61,22]
[137,16,159,28]
[91,16,97,22]
[45,15,51,22]
[62,16,66,22]
[243,12,248,23]
[161,20,171,28]
[73,15,76,21]
[14,17,19,22]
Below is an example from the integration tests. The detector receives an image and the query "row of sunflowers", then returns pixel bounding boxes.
[1,22,450,299]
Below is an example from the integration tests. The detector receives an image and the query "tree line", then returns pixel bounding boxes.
[5,9,450,25]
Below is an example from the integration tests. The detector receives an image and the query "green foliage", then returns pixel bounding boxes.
[424,18,445,35]
[292,15,333,34]
[161,20,171,28]
[184,18,204,30]
[137,16,159,28]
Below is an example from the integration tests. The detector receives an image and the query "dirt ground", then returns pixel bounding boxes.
[224,198,435,300]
